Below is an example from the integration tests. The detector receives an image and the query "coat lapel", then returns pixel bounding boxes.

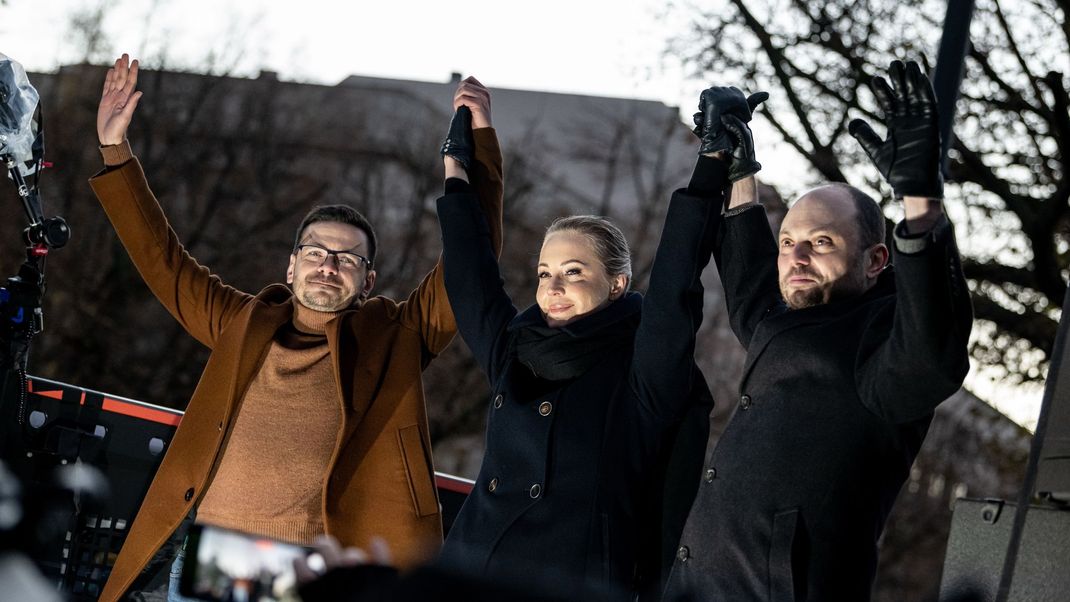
[230,286,294,408]
[738,269,897,389]
[738,307,827,388]
[326,308,361,421]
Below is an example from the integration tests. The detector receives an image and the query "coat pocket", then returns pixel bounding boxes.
[769,508,801,602]
[397,424,439,517]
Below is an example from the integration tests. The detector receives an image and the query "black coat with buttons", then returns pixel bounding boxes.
[663,207,972,602]
[435,178,723,597]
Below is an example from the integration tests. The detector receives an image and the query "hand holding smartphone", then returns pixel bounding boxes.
[179,524,311,602]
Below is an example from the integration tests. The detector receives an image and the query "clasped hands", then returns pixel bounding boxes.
[441,76,491,174]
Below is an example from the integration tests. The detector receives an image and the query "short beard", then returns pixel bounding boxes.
[782,285,827,310]
[780,265,869,310]
[298,277,359,312]
[299,291,355,312]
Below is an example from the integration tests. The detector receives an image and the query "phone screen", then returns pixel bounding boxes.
[179,524,309,602]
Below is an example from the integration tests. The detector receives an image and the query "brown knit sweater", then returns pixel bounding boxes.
[196,302,341,545]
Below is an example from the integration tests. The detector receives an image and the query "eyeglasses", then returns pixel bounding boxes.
[295,244,372,270]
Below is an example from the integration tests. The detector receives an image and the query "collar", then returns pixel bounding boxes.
[292,302,340,334]
[864,265,897,301]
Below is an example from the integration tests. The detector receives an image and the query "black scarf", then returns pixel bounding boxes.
[512,292,642,382]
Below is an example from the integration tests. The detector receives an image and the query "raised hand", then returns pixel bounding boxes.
[440,105,474,171]
[721,114,761,181]
[97,53,143,146]
[849,60,942,200]
[692,87,768,155]
[453,76,491,129]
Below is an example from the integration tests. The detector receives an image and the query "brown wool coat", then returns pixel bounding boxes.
[89,130,503,601]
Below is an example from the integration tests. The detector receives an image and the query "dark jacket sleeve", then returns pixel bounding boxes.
[397,128,504,356]
[630,157,727,422]
[437,191,518,386]
[714,204,783,348]
[856,215,973,424]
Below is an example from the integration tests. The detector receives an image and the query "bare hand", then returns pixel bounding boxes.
[293,535,393,585]
[453,76,491,129]
[97,54,143,146]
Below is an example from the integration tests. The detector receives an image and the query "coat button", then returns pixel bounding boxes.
[704,468,717,483]
[676,545,690,562]
[184,487,194,502]
[488,477,499,492]
[493,394,503,409]
[538,401,552,416]
[740,394,752,410]
[529,483,542,498]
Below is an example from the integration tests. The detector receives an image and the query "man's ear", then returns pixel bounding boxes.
[865,244,890,279]
[608,274,628,300]
[361,270,377,300]
[286,254,296,284]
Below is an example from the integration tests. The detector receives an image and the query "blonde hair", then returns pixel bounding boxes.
[545,215,632,291]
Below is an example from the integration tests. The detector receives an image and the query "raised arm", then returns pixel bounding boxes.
[849,60,973,423]
[630,157,727,421]
[89,54,250,349]
[710,96,783,349]
[437,173,517,383]
[449,77,504,255]
[398,77,505,357]
[631,87,767,420]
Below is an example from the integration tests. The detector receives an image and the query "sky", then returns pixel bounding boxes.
[1,0,694,103]
[0,0,1049,430]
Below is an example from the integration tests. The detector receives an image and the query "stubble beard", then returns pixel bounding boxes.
[781,264,868,310]
[300,290,349,311]
[297,277,358,312]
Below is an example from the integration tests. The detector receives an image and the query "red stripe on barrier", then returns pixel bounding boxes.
[27,378,65,400]
[101,398,183,427]
[435,473,474,495]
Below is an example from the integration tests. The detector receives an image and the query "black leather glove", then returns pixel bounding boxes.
[440,106,474,170]
[692,88,768,155]
[849,60,943,199]
[721,114,760,181]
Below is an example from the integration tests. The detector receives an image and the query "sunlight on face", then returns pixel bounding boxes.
[536,230,624,327]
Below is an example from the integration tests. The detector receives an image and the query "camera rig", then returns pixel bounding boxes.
[0,117,68,441]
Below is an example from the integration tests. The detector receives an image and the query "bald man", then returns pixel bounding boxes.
[665,61,972,601]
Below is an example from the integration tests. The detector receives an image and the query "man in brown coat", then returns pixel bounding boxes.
[91,54,503,601]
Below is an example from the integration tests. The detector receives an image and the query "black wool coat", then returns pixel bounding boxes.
[663,206,973,602]
[434,168,726,597]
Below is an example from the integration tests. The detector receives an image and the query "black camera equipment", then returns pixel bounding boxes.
[0,52,68,409]
[18,375,185,599]
[1,51,68,458]
[0,52,110,601]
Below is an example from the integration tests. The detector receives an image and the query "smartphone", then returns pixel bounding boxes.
[178,524,310,602]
